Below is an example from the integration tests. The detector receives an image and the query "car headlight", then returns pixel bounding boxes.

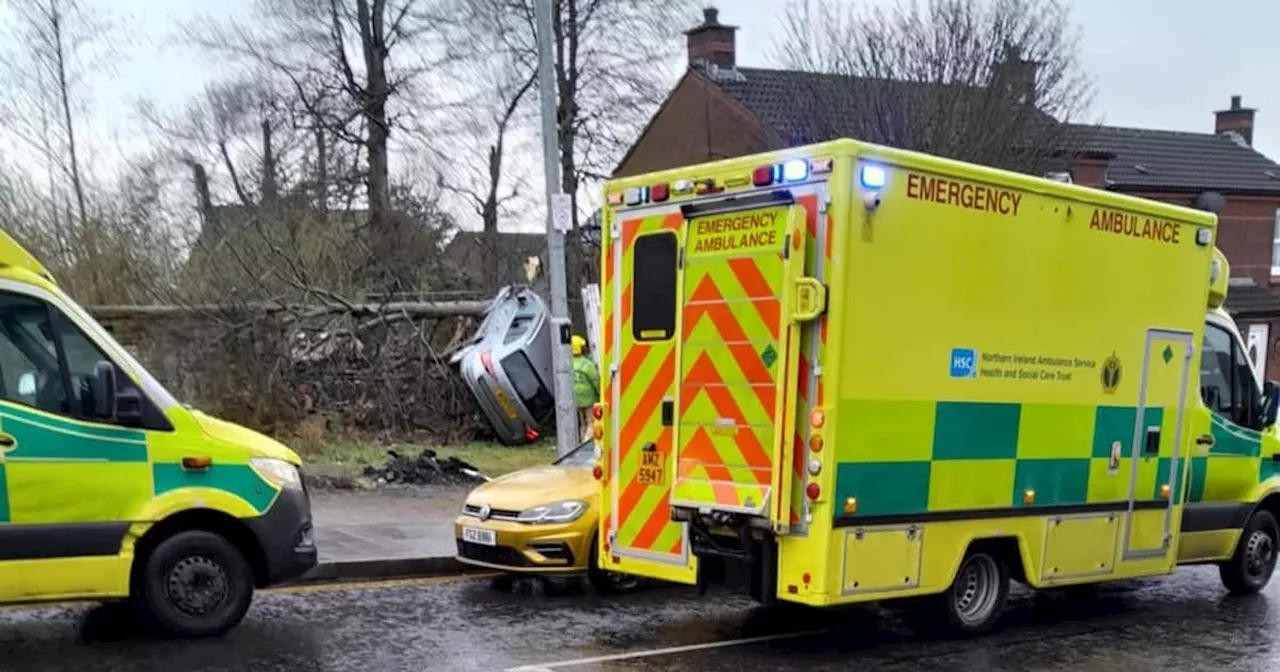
[517,499,587,524]
[251,458,303,490]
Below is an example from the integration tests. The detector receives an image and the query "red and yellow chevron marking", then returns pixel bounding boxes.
[606,213,687,561]
[786,195,831,529]
[674,204,801,514]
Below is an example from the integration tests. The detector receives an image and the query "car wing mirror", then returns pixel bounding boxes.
[1263,381,1280,428]
[1202,386,1221,412]
[91,360,117,420]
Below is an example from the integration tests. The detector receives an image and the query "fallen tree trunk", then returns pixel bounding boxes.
[86,301,490,319]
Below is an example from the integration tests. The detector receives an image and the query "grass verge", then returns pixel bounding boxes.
[298,438,557,487]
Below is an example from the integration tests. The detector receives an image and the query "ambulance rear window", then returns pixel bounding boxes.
[632,232,677,341]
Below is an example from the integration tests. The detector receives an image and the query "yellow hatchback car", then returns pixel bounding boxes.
[454,440,639,593]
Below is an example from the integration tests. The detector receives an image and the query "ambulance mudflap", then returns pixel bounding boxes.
[671,194,822,534]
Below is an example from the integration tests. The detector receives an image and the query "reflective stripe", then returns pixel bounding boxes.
[1,406,147,463]
[153,463,279,514]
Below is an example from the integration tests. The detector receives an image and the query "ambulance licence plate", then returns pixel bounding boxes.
[637,450,665,486]
[463,526,497,546]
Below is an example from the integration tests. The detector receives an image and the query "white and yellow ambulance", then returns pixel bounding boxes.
[592,139,1280,633]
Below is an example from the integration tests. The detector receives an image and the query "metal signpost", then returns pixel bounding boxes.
[534,0,579,458]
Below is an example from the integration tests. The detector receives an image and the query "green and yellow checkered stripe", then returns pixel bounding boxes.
[833,400,1195,520]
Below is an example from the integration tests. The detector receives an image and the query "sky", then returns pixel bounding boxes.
[13,0,1280,226]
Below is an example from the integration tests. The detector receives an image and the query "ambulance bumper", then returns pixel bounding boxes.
[247,486,319,586]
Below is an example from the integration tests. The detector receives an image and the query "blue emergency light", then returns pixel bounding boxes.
[781,159,809,182]
[860,165,887,189]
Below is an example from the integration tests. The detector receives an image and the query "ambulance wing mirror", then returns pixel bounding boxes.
[1262,381,1280,429]
[92,360,117,420]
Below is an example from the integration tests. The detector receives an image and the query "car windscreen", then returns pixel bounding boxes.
[554,441,595,467]
[500,350,555,424]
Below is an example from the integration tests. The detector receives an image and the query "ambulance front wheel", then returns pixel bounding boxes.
[137,530,255,637]
[930,549,1010,636]
[1220,509,1280,596]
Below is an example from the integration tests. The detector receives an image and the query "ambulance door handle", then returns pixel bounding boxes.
[0,433,14,450]
[1143,427,1160,456]
[1195,434,1214,448]
[792,277,827,323]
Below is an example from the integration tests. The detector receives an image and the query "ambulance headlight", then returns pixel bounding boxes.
[251,458,303,490]
[860,165,887,189]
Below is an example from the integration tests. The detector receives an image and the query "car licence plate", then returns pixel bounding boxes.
[463,526,497,546]
[493,388,519,419]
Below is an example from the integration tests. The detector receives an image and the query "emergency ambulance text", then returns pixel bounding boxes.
[692,211,779,253]
[1089,208,1181,245]
[905,173,1022,216]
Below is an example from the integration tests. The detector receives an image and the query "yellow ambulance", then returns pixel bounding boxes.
[593,138,1280,634]
[0,232,315,636]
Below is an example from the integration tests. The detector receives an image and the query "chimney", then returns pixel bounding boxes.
[993,46,1038,106]
[685,6,737,70]
[1215,95,1256,146]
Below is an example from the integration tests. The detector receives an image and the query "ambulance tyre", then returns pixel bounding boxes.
[137,530,255,637]
[919,549,1010,636]
[1219,509,1279,596]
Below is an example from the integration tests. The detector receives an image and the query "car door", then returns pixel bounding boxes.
[0,289,155,600]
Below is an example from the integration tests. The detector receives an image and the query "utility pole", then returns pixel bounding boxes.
[534,0,578,458]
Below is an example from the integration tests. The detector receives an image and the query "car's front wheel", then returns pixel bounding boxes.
[587,536,643,595]
[136,530,255,637]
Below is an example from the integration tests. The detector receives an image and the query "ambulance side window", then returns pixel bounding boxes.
[48,310,123,421]
[1202,324,1263,429]
[0,291,154,429]
[632,232,678,341]
[0,293,68,415]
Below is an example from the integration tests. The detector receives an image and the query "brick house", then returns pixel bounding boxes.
[614,7,1280,380]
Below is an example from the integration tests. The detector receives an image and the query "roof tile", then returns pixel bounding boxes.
[700,65,1280,195]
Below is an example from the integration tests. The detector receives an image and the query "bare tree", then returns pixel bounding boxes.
[455,0,694,326]
[775,0,1094,174]
[429,1,541,290]
[184,0,456,292]
[0,0,108,230]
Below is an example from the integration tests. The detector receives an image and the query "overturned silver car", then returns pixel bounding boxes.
[450,286,556,445]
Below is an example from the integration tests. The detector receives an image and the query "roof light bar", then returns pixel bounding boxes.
[782,159,809,183]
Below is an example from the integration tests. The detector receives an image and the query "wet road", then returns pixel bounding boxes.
[1,566,1278,672]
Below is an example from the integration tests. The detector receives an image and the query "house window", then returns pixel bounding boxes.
[1273,207,1280,275]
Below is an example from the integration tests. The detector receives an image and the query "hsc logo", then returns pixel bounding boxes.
[950,348,977,379]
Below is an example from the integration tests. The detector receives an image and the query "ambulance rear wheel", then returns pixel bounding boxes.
[931,550,1010,636]
[137,530,255,637]
[1220,509,1279,596]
